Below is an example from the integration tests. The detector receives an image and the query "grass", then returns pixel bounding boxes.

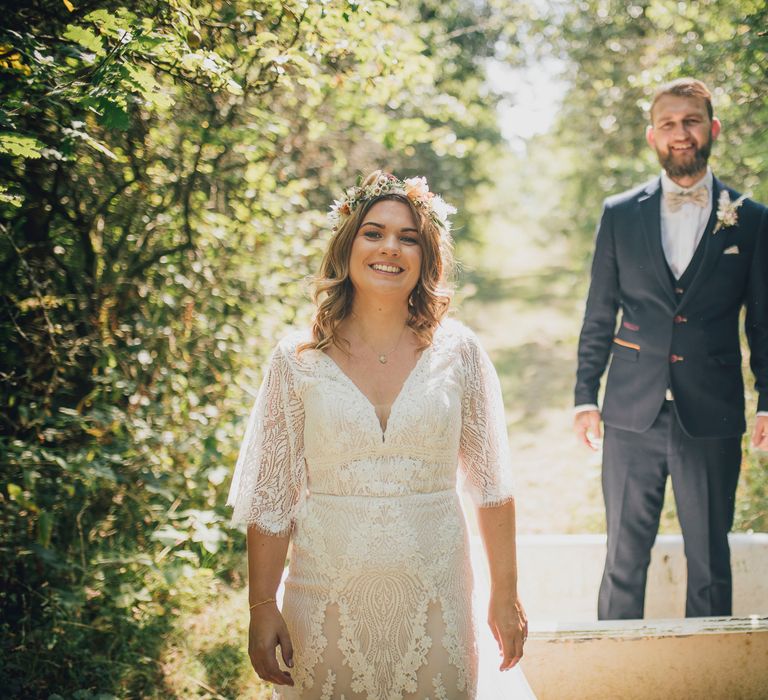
[157,573,271,700]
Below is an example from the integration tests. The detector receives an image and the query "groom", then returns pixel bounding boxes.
[574,78,768,619]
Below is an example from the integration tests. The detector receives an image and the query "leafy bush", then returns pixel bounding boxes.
[0,1,517,696]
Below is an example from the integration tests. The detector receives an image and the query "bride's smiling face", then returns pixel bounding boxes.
[348,199,423,302]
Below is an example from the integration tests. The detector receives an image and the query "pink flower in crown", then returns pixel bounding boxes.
[403,176,433,204]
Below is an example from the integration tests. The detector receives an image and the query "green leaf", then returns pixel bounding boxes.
[83,463,117,482]
[0,185,22,207]
[252,31,279,47]
[172,550,199,563]
[151,524,188,546]
[84,9,124,35]
[38,511,54,548]
[97,98,131,130]
[124,64,159,95]
[122,64,172,109]
[63,25,105,56]
[0,133,44,159]
[134,35,164,51]
[226,78,243,95]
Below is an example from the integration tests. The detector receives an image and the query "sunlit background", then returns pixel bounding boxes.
[1,0,766,697]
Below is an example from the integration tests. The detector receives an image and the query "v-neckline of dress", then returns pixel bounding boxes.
[319,344,432,441]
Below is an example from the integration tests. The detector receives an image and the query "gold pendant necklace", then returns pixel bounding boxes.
[360,324,408,364]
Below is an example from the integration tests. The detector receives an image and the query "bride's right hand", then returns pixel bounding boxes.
[248,603,295,686]
[488,592,528,671]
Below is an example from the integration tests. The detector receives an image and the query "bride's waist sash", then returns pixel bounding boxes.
[296,490,462,532]
[308,487,457,500]
[305,455,458,497]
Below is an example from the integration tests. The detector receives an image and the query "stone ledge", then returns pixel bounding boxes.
[515,533,768,621]
[529,614,768,639]
[521,616,768,700]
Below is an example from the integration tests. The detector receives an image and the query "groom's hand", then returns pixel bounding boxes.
[751,415,768,451]
[574,409,602,451]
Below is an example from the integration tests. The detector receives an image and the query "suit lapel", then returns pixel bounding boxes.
[638,177,677,307]
[676,177,726,312]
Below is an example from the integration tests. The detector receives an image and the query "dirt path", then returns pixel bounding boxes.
[455,211,605,534]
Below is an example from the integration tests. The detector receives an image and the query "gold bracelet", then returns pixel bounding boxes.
[249,597,276,611]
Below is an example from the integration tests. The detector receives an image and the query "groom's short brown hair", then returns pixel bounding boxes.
[650,78,714,121]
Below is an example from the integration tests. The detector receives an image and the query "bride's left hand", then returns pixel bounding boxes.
[488,593,528,671]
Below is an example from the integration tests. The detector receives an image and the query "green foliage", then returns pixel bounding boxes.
[0,0,518,696]
[0,133,45,158]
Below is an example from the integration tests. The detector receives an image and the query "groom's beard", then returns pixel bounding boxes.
[657,135,712,179]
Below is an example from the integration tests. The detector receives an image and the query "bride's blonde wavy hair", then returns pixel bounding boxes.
[299,170,455,354]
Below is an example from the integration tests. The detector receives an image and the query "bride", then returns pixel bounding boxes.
[227,171,534,698]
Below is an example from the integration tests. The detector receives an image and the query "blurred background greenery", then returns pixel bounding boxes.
[1,1,765,697]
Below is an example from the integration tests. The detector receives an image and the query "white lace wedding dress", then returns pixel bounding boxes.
[228,319,535,699]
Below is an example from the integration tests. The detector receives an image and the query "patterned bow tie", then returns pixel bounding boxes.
[664,187,709,212]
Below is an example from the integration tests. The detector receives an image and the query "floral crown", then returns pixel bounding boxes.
[328,173,456,234]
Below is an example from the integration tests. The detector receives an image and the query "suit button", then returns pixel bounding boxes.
[673,315,688,324]
[674,287,685,294]
[670,354,685,363]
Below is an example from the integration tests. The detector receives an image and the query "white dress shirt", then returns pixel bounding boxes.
[660,167,713,279]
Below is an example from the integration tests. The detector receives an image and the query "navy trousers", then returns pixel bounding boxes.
[599,401,742,619]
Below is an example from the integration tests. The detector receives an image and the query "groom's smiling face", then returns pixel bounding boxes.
[646,94,721,183]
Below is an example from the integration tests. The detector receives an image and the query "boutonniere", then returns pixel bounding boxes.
[713,190,748,234]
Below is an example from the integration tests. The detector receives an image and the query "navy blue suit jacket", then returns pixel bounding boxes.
[575,175,768,438]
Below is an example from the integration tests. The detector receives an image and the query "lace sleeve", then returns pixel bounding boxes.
[458,329,515,507]
[226,342,306,534]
